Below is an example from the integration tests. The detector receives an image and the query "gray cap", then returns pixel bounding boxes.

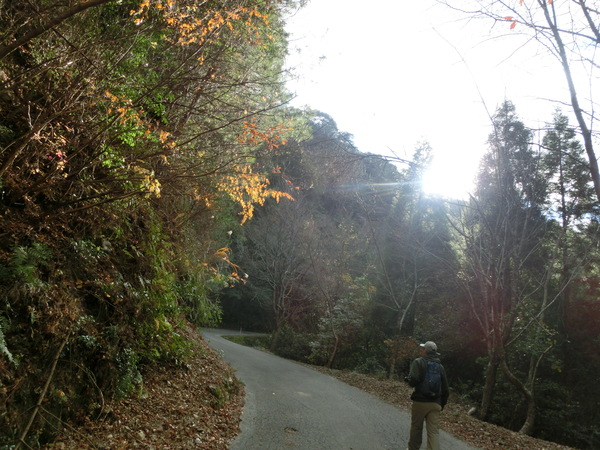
[420,341,438,353]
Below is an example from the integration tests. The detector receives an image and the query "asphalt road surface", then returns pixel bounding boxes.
[202,329,478,450]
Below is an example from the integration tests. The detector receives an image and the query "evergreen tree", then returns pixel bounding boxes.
[454,101,549,432]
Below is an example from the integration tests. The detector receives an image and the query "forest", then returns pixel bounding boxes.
[1,1,599,449]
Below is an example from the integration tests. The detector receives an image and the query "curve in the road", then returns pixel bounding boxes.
[203,329,478,450]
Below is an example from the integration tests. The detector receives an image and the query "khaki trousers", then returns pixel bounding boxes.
[408,401,442,450]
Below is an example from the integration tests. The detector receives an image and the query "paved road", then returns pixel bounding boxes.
[202,329,478,450]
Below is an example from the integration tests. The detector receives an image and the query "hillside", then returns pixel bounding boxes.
[47,325,243,449]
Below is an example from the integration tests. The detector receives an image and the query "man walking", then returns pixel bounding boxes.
[405,341,449,450]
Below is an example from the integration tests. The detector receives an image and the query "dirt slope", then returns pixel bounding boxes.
[47,325,243,449]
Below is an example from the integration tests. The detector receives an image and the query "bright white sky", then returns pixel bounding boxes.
[283,0,572,198]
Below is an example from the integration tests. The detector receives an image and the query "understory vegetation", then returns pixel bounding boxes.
[1,1,599,450]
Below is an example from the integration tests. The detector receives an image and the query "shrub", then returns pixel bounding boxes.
[354,357,387,377]
[272,326,312,362]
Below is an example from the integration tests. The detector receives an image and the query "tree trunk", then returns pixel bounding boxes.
[397,273,418,336]
[519,384,536,435]
[500,354,536,435]
[388,354,397,379]
[540,1,600,203]
[269,325,281,352]
[478,355,499,420]
[326,335,340,369]
[270,290,282,352]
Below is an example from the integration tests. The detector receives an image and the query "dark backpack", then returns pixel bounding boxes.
[417,359,442,398]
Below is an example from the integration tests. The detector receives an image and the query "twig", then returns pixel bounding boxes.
[39,405,100,449]
[16,335,69,449]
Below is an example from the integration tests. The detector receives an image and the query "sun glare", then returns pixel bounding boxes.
[422,161,476,200]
